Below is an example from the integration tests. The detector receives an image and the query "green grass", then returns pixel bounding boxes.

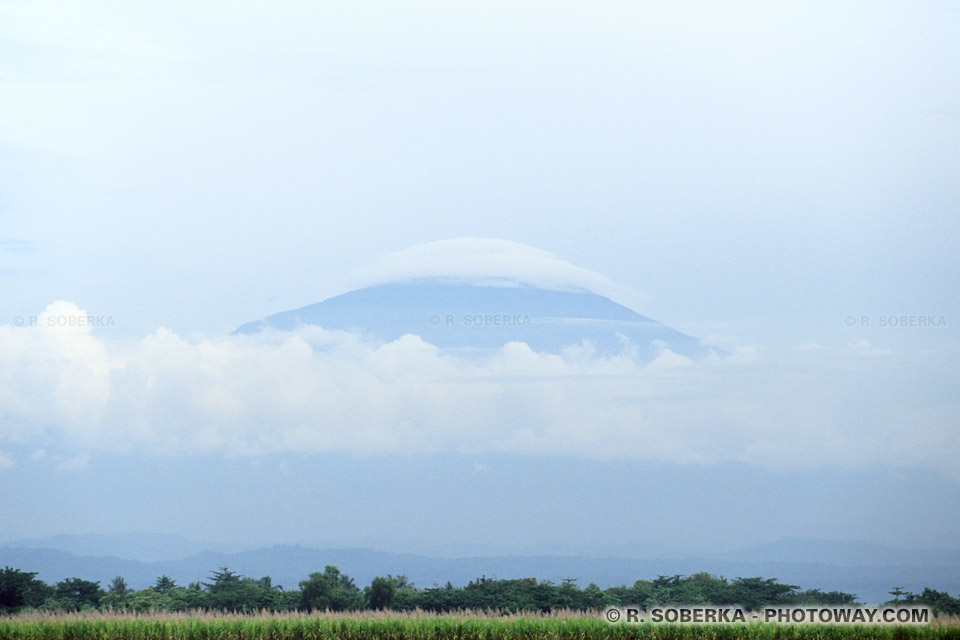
[1,611,958,640]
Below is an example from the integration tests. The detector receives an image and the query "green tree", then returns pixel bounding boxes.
[580,582,610,609]
[0,567,53,611]
[98,576,132,610]
[899,588,960,616]
[365,576,396,610]
[108,576,129,598]
[383,575,418,610]
[154,575,177,593]
[203,568,255,611]
[167,584,210,611]
[796,588,857,605]
[730,577,798,610]
[52,577,103,610]
[299,566,363,611]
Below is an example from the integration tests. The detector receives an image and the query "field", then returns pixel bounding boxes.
[1,610,959,640]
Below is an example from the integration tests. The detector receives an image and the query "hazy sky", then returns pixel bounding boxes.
[1,2,958,553]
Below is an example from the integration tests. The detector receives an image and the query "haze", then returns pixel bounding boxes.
[1,2,958,557]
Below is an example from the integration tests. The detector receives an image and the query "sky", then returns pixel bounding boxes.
[1,1,959,555]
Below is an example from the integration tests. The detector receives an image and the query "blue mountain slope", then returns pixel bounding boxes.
[235,280,713,359]
[3,542,959,604]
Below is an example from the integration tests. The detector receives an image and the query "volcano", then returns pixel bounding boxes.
[235,239,716,360]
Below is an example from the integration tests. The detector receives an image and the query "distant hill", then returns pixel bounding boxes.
[709,537,960,568]
[235,280,714,359]
[2,537,958,604]
[1,533,241,563]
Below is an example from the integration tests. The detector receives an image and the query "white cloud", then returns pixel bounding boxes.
[344,238,648,312]
[0,302,958,480]
[0,451,14,469]
[847,340,895,357]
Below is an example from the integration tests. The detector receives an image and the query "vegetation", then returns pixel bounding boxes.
[0,610,958,640]
[1,564,958,617]
[900,590,960,617]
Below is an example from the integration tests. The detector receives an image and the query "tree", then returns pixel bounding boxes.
[299,566,363,611]
[203,568,255,611]
[0,567,53,611]
[365,576,395,610]
[797,588,857,605]
[581,583,610,609]
[98,576,132,610]
[898,588,960,616]
[108,576,129,598]
[203,567,242,592]
[154,575,177,593]
[53,577,103,610]
[379,575,418,611]
[730,577,798,610]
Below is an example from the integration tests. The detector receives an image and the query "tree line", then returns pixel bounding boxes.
[2,565,957,615]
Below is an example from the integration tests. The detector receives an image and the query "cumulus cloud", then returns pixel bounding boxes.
[0,302,958,480]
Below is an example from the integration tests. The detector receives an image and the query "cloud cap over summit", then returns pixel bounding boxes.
[237,238,711,358]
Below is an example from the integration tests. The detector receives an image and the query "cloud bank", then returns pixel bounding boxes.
[0,302,957,480]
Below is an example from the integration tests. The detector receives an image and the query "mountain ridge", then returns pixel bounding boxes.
[3,537,958,605]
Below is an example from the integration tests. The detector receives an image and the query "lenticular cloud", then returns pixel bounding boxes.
[0,301,957,480]
[344,238,645,309]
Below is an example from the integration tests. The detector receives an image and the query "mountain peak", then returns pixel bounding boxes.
[236,240,713,359]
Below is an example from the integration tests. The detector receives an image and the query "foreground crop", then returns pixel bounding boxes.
[1,611,959,640]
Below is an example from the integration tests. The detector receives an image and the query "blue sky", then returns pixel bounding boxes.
[1,1,958,553]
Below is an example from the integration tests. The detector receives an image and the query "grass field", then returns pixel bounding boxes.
[1,610,959,640]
